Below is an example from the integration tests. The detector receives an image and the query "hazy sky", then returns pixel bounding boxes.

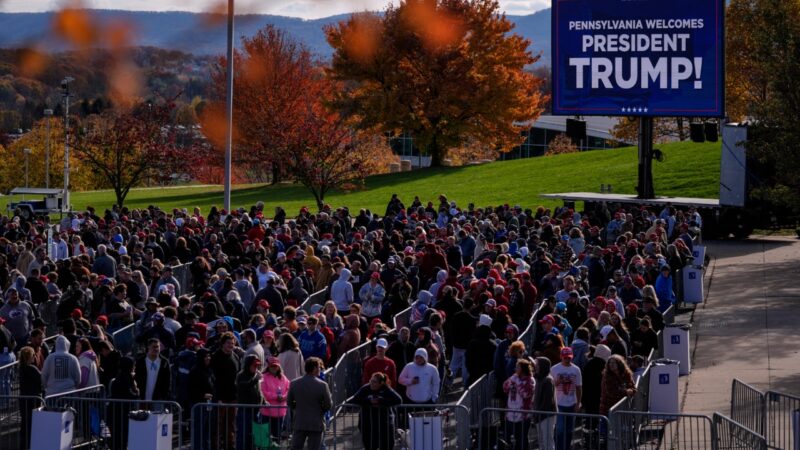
[0,0,551,19]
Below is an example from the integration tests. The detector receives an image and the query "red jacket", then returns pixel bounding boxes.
[362,355,397,387]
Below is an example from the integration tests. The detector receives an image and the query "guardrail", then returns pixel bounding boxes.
[299,288,328,314]
[111,322,136,356]
[608,411,715,450]
[51,396,183,449]
[0,394,44,450]
[393,306,412,331]
[730,378,766,437]
[713,412,767,450]
[765,390,800,450]
[480,407,609,450]
[330,340,373,408]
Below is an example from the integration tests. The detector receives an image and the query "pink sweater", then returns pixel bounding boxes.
[260,372,291,417]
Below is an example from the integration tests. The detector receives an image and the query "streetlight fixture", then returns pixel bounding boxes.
[61,77,74,212]
[23,147,32,187]
[44,108,53,188]
[223,0,234,211]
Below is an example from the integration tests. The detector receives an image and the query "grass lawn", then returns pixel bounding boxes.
[47,140,720,214]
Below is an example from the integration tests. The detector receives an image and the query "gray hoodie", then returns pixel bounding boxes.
[331,269,353,311]
[41,335,81,396]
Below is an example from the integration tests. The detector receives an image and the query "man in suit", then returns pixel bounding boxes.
[134,338,171,401]
[287,357,332,450]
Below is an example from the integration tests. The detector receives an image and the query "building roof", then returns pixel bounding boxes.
[9,188,64,196]
[516,115,624,142]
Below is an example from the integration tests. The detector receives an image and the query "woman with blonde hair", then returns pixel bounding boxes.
[132,270,149,308]
[18,346,42,447]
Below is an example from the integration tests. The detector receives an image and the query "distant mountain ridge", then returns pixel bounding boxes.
[0,9,551,64]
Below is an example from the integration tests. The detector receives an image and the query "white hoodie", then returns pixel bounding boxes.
[398,348,440,403]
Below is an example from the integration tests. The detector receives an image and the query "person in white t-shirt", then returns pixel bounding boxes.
[550,347,582,450]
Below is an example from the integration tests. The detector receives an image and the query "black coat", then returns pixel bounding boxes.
[465,326,498,386]
[581,357,606,415]
[19,363,43,397]
[210,350,240,402]
[134,355,172,401]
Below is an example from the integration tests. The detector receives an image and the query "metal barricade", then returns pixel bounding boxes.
[0,361,18,402]
[713,412,767,450]
[0,395,43,450]
[609,411,715,450]
[765,390,800,450]
[171,262,192,296]
[331,402,469,450]
[455,372,501,432]
[50,396,183,449]
[112,322,136,356]
[45,384,105,407]
[299,289,327,314]
[191,403,294,449]
[393,306,412,331]
[479,407,609,450]
[330,340,373,407]
[663,304,675,325]
[730,378,766,437]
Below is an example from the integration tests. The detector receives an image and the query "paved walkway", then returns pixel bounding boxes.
[680,236,800,415]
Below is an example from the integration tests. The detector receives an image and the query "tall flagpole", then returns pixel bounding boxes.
[223,0,234,211]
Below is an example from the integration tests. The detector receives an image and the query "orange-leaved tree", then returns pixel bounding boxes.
[205,25,318,184]
[285,77,381,210]
[325,0,547,166]
[72,100,199,208]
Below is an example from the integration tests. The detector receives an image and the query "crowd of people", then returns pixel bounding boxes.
[0,195,701,449]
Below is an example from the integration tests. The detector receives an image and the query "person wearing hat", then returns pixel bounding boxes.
[297,315,327,362]
[619,275,643,305]
[137,311,177,355]
[465,315,498,386]
[0,287,34,350]
[235,354,264,449]
[154,265,181,298]
[551,346,582,450]
[552,234,575,267]
[362,337,397,387]
[654,265,676,313]
[398,348,441,404]
[260,356,291,445]
[599,324,628,357]
[359,272,386,320]
[582,344,612,416]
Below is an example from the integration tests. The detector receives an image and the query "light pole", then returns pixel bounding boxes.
[44,108,53,188]
[61,77,74,212]
[23,148,31,187]
[223,0,234,211]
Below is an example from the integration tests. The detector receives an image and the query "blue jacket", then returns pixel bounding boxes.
[298,330,327,360]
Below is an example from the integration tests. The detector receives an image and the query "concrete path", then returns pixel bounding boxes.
[680,236,800,415]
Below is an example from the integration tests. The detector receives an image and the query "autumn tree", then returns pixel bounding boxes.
[0,118,99,193]
[205,25,318,183]
[546,133,578,156]
[611,117,691,144]
[72,100,196,207]
[325,0,546,166]
[727,0,800,215]
[284,77,393,210]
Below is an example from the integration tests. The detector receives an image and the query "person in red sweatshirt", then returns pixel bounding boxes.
[362,338,397,387]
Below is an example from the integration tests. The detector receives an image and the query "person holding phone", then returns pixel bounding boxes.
[398,348,440,404]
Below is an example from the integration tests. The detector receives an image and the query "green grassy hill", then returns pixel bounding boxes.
[61,140,720,213]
